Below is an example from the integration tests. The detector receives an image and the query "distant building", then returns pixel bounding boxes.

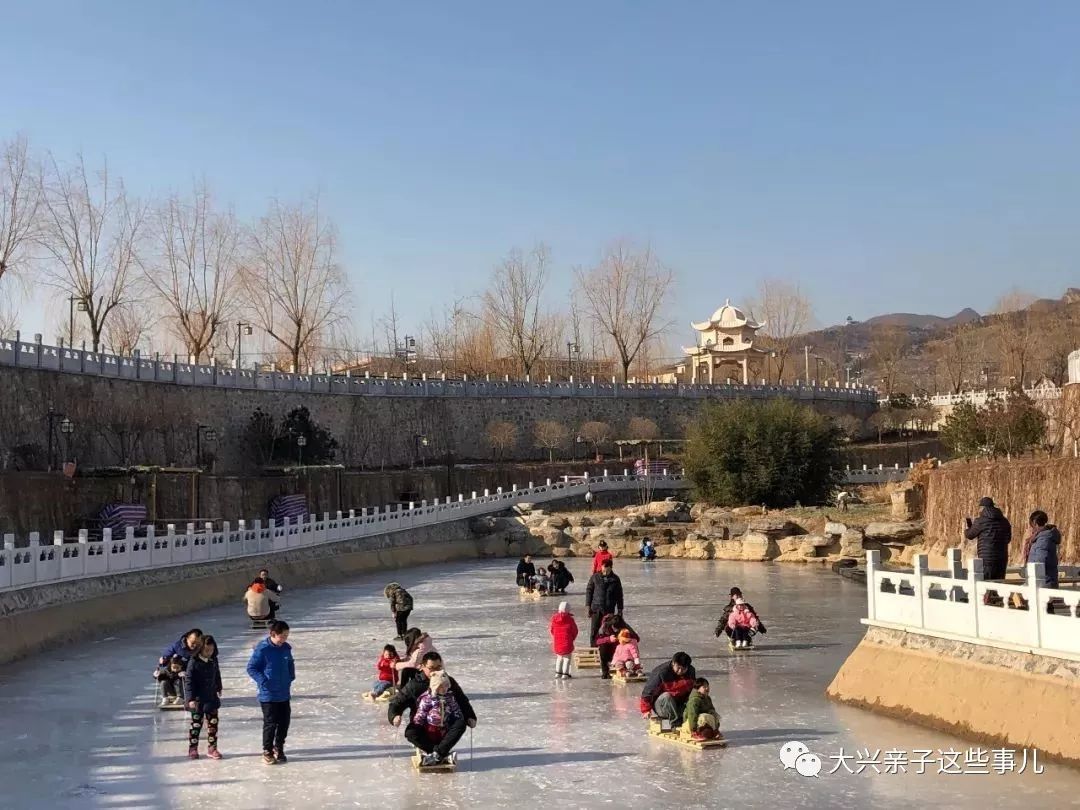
[663,300,767,385]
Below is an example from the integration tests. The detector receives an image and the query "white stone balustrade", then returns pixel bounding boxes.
[0,335,877,403]
[0,473,687,593]
[865,548,1080,660]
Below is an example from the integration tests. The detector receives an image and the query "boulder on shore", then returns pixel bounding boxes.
[864,521,924,543]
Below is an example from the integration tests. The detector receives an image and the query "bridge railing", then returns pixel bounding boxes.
[0,473,688,593]
[0,334,878,402]
[864,549,1080,660]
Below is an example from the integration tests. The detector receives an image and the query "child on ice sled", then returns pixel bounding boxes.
[410,671,464,767]
[727,598,760,648]
[683,678,720,741]
[610,629,642,676]
[362,644,400,700]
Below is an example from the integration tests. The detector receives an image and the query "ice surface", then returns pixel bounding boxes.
[1,559,1078,809]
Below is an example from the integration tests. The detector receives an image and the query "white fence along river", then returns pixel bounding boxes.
[0,473,686,593]
[865,549,1080,660]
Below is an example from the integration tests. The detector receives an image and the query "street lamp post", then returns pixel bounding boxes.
[413,434,429,468]
[67,296,88,346]
[575,434,584,462]
[47,408,74,472]
[296,434,308,466]
[195,424,217,469]
[567,342,579,379]
[236,322,253,370]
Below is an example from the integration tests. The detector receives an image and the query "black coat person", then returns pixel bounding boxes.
[388,665,476,762]
[516,558,536,586]
[964,497,1012,581]
[548,561,574,593]
[586,564,624,645]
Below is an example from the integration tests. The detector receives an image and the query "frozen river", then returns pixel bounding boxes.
[1,558,1079,810]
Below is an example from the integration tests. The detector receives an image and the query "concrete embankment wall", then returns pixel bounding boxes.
[827,626,1080,765]
[0,363,875,472]
[0,516,516,667]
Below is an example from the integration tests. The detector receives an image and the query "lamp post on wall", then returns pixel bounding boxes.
[46,407,74,472]
[235,322,253,369]
[195,424,217,469]
[296,434,308,466]
[575,434,584,462]
[67,296,88,345]
[567,342,579,379]
[413,434,429,468]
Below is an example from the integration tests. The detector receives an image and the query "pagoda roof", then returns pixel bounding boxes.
[691,300,764,332]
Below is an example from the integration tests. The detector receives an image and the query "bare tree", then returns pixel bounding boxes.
[579,420,612,459]
[104,303,154,356]
[869,325,910,396]
[993,289,1040,388]
[148,182,241,362]
[576,241,673,382]
[244,196,348,371]
[533,419,568,463]
[627,416,660,441]
[750,279,813,382]
[482,244,556,377]
[485,420,518,460]
[930,322,985,393]
[0,135,40,328]
[39,154,145,351]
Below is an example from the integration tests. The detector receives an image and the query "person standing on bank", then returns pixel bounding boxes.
[247,620,295,765]
[1024,510,1061,589]
[585,488,594,511]
[964,496,1012,581]
[586,559,624,649]
[384,583,414,639]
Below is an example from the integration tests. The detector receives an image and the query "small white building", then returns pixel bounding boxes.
[680,300,767,385]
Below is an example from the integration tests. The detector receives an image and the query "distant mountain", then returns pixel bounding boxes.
[860,308,981,331]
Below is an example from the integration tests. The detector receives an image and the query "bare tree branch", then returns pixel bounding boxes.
[38,153,146,352]
[0,134,41,288]
[575,241,673,382]
[243,195,349,370]
[482,244,555,377]
[749,279,813,382]
[148,181,241,362]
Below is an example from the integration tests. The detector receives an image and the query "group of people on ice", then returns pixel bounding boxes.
[376,582,478,767]
[516,555,574,595]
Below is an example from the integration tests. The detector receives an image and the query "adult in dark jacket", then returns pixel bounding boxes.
[1024,510,1062,588]
[388,651,477,764]
[548,560,574,594]
[964,497,1012,580]
[640,652,696,724]
[516,556,536,587]
[595,613,639,680]
[585,560,624,645]
[714,587,767,639]
[186,634,224,759]
[159,628,205,667]
[384,582,414,639]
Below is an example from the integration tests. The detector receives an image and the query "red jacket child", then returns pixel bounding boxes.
[376,648,399,685]
[549,602,579,655]
[591,544,613,574]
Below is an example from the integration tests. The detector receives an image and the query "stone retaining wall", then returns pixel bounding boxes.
[826,625,1080,765]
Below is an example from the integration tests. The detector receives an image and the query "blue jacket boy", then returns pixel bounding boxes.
[247,636,295,702]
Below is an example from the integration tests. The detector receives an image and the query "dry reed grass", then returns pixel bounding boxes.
[924,457,1080,565]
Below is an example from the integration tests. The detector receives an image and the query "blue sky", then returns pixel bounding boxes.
[3,1,1078,347]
